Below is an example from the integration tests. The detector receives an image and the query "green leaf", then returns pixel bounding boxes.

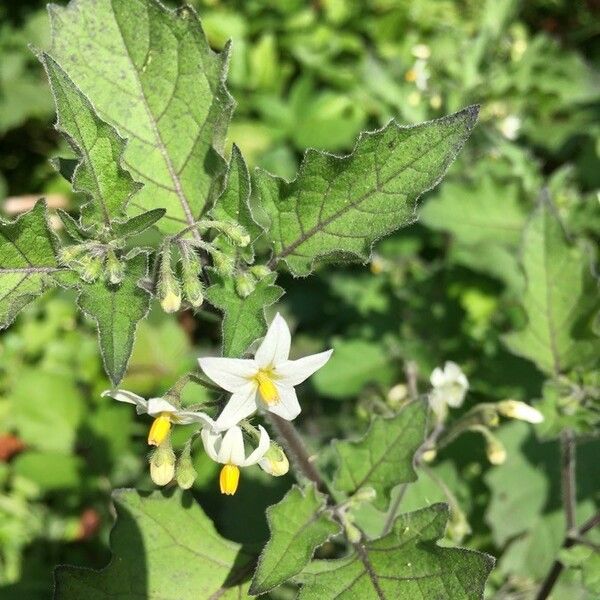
[205,271,284,357]
[0,201,62,328]
[47,0,234,233]
[334,401,427,510]
[296,504,493,599]
[251,484,340,595]
[112,208,167,238]
[421,176,526,247]
[503,197,600,375]
[254,106,479,276]
[42,54,142,228]
[54,489,254,599]
[77,253,151,385]
[313,338,396,399]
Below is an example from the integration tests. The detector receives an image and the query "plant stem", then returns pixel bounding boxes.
[561,429,577,532]
[535,510,600,600]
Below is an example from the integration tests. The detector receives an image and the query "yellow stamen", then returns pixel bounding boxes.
[219,464,240,495]
[148,412,172,446]
[255,370,279,405]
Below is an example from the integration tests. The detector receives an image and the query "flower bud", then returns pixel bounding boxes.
[352,487,377,503]
[387,383,408,407]
[421,448,437,463]
[105,249,125,285]
[78,253,104,283]
[344,521,362,544]
[176,452,197,490]
[180,245,204,307]
[221,223,250,248]
[235,272,256,298]
[447,505,471,543]
[249,265,271,280]
[59,244,89,265]
[259,442,289,477]
[157,246,181,313]
[211,249,235,277]
[497,400,544,424]
[485,435,506,465]
[149,444,176,486]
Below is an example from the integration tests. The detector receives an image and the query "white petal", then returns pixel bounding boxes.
[275,349,333,386]
[217,426,245,465]
[255,313,291,368]
[198,356,258,393]
[444,361,463,381]
[430,367,446,389]
[241,425,270,466]
[214,384,258,430]
[175,410,216,428]
[201,427,220,462]
[268,384,301,421]
[147,397,179,416]
[103,389,148,414]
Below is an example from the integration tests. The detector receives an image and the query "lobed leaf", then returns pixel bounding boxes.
[42,54,142,228]
[47,0,234,233]
[205,271,284,358]
[503,196,600,375]
[77,253,151,385]
[250,484,340,595]
[54,489,254,599]
[0,201,62,328]
[254,106,479,276]
[334,401,427,510]
[296,504,494,600]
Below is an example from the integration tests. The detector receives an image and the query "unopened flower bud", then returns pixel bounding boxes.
[250,265,271,280]
[79,253,104,283]
[157,245,181,313]
[352,487,377,503]
[211,249,235,276]
[387,383,408,407]
[447,505,471,543]
[497,400,544,424]
[176,451,197,490]
[485,435,506,465]
[180,245,204,308]
[105,249,125,285]
[421,448,437,463]
[344,521,362,544]
[235,272,256,298]
[222,223,250,248]
[150,444,176,486]
[59,244,88,265]
[259,442,289,477]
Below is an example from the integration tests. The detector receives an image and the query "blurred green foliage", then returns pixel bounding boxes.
[0,0,598,598]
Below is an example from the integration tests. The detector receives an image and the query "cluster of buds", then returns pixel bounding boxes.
[59,241,126,285]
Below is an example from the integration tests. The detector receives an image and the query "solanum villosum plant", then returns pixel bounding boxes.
[0,0,509,597]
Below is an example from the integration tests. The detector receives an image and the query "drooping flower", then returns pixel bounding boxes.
[201,424,270,495]
[103,389,215,446]
[429,361,469,419]
[497,400,544,424]
[198,313,333,430]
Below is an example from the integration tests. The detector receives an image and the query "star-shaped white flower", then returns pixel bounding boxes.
[201,424,270,495]
[103,389,215,446]
[429,361,469,418]
[198,313,333,430]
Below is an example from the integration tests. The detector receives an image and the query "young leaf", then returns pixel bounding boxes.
[205,271,284,357]
[54,489,254,599]
[250,484,340,595]
[503,196,600,375]
[112,208,167,239]
[48,0,234,233]
[42,54,142,228]
[0,201,62,328]
[254,106,479,276]
[334,401,427,510]
[77,253,151,385]
[296,504,494,599]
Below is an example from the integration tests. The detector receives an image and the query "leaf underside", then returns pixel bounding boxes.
[54,489,254,599]
[255,106,479,276]
[48,0,234,233]
[296,504,494,600]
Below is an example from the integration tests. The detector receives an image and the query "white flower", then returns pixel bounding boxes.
[429,361,469,418]
[499,115,521,140]
[198,313,333,430]
[201,424,270,495]
[103,389,215,446]
[497,400,544,424]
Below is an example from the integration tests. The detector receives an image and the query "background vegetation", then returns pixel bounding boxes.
[0,0,598,598]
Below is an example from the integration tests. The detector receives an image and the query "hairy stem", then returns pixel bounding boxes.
[561,429,577,532]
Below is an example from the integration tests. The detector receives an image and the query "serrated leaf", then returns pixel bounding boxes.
[77,253,151,385]
[54,489,254,599]
[48,0,234,233]
[503,197,600,375]
[0,201,62,328]
[254,106,479,276]
[296,504,494,600]
[251,484,340,595]
[42,54,142,228]
[112,208,166,238]
[205,272,284,357]
[334,401,427,510]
